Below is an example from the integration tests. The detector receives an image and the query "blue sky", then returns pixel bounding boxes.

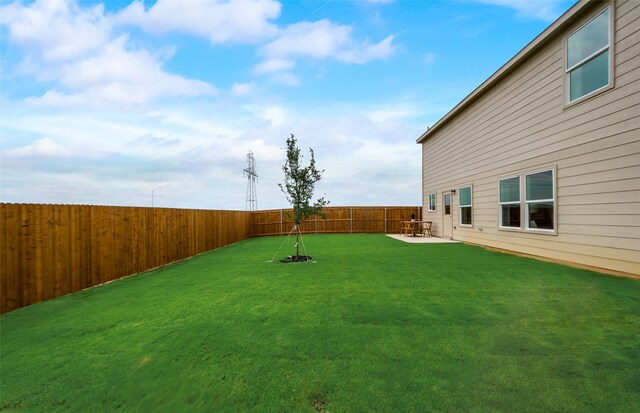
[1,0,576,210]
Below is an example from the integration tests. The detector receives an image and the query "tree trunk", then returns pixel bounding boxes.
[295,224,300,257]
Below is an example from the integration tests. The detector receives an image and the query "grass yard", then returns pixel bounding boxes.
[1,234,639,412]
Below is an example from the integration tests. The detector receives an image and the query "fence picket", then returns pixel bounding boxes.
[0,204,418,313]
[250,206,420,236]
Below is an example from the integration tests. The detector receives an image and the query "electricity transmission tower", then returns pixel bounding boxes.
[243,151,258,210]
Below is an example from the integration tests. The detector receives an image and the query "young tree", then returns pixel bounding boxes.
[279,134,329,260]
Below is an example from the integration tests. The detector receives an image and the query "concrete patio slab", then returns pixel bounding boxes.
[386,234,461,244]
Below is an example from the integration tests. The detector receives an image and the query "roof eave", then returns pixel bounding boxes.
[416,0,595,144]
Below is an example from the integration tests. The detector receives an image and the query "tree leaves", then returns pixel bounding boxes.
[278,134,329,226]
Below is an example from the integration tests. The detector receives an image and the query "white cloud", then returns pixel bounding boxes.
[256,19,395,72]
[254,58,296,74]
[1,0,217,108]
[263,20,351,59]
[1,1,416,209]
[127,133,181,148]
[2,136,106,160]
[4,137,77,158]
[1,98,425,208]
[231,82,255,97]
[251,113,421,207]
[49,36,216,106]
[26,50,216,107]
[0,0,110,62]
[336,34,395,64]
[245,105,289,126]
[273,73,300,87]
[115,0,281,44]
[0,103,245,159]
[468,0,569,21]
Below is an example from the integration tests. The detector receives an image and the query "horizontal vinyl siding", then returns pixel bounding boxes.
[422,0,640,275]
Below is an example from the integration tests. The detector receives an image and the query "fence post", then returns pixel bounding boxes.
[280,209,283,236]
[350,207,353,234]
[384,207,387,234]
[315,214,318,234]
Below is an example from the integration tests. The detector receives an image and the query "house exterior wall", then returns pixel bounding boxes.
[421,0,640,275]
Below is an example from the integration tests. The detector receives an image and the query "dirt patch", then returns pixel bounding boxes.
[311,396,328,412]
[280,255,313,263]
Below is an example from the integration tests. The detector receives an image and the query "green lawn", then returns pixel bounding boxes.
[1,234,639,412]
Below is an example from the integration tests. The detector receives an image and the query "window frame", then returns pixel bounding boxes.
[564,5,614,106]
[524,168,556,234]
[428,193,436,212]
[458,185,473,228]
[497,167,557,236]
[498,175,522,231]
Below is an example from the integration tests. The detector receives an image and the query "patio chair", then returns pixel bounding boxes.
[419,221,433,237]
[401,221,414,237]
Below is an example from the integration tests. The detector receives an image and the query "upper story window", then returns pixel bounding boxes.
[459,186,472,227]
[566,7,611,103]
[428,193,436,212]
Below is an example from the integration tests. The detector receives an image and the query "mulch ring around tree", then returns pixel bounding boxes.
[280,255,313,263]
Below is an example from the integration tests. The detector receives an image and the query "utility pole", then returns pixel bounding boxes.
[243,151,258,211]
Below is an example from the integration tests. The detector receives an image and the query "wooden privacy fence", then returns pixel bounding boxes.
[251,206,422,237]
[1,204,421,313]
[0,204,252,314]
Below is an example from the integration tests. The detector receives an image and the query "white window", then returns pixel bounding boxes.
[499,176,521,229]
[459,186,472,226]
[428,193,436,212]
[525,170,555,231]
[566,7,611,103]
